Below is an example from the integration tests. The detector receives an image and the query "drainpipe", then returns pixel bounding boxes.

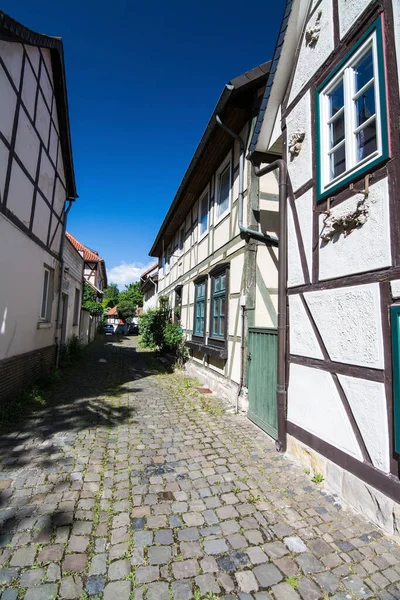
[216,116,279,247]
[55,198,74,369]
[236,300,246,413]
[254,160,288,453]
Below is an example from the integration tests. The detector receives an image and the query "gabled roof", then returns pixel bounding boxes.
[107,306,118,316]
[66,232,103,263]
[141,263,158,278]
[0,11,77,199]
[149,61,271,257]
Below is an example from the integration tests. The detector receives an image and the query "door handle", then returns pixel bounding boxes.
[247,353,252,361]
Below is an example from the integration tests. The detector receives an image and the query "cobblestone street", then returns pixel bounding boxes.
[0,336,399,600]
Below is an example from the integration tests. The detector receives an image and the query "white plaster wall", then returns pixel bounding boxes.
[338,0,374,39]
[32,196,51,243]
[228,340,241,384]
[214,216,230,251]
[288,0,334,105]
[230,254,244,294]
[319,179,391,281]
[288,363,363,459]
[391,279,400,299]
[286,90,312,192]
[0,62,17,144]
[288,201,305,287]
[15,107,40,180]
[305,283,384,368]
[7,160,34,228]
[338,375,390,472]
[0,213,59,360]
[0,41,23,87]
[228,298,240,337]
[289,294,324,359]
[0,140,8,199]
[22,60,36,120]
[295,189,313,279]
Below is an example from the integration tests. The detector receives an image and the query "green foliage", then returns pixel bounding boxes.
[119,281,143,307]
[60,335,84,367]
[163,322,183,350]
[117,300,137,323]
[103,283,119,306]
[312,472,324,484]
[82,282,103,315]
[285,576,298,589]
[138,308,168,349]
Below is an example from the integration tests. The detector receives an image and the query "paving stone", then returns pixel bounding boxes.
[68,535,89,553]
[264,541,288,559]
[171,580,193,600]
[148,545,172,564]
[178,527,199,542]
[46,562,61,582]
[253,563,283,587]
[89,553,107,575]
[297,577,322,600]
[343,575,373,598]
[0,568,20,585]
[60,575,83,599]
[217,554,237,573]
[134,530,153,547]
[284,536,308,553]
[146,581,169,600]
[10,547,36,567]
[254,594,273,600]
[85,576,106,595]
[131,517,145,530]
[136,566,160,584]
[180,541,202,559]
[155,529,174,544]
[228,533,248,549]
[20,569,45,587]
[172,559,198,579]
[24,585,59,600]
[1,590,18,600]
[103,580,131,600]
[170,516,184,528]
[315,571,339,594]
[201,555,218,573]
[62,553,87,572]
[272,582,301,600]
[296,554,324,574]
[221,520,240,535]
[236,570,259,593]
[247,546,268,564]
[37,544,64,563]
[203,538,228,554]
[108,558,130,580]
[218,572,235,592]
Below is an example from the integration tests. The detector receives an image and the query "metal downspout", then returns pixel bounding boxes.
[55,199,74,369]
[254,160,288,453]
[215,116,279,247]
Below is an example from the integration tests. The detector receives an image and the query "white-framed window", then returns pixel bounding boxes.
[214,155,231,223]
[198,186,210,239]
[40,267,52,321]
[316,18,388,200]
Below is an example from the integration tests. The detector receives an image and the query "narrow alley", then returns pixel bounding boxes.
[0,337,399,600]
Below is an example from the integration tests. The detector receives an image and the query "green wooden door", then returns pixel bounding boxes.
[391,306,400,453]
[247,327,278,439]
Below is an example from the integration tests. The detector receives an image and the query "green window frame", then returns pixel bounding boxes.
[194,280,206,337]
[391,305,400,454]
[211,272,227,339]
[316,16,388,201]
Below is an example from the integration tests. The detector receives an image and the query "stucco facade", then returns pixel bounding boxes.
[62,237,84,345]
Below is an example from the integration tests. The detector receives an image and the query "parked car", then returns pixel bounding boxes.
[103,323,114,335]
[128,323,139,335]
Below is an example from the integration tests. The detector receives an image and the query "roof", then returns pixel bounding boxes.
[107,306,118,315]
[0,11,77,198]
[66,232,104,262]
[149,61,271,257]
[249,0,293,155]
[141,263,158,278]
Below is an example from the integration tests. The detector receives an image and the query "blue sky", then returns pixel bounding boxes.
[4,0,284,286]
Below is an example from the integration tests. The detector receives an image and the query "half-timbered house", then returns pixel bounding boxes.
[0,12,77,401]
[66,232,107,295]
[140,263,158,311]
[249,0,400,533]
[149,62,281,412]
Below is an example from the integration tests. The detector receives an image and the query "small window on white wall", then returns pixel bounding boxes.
[40,267,53,321]
[215,157,231,222]
[198,188,209,238]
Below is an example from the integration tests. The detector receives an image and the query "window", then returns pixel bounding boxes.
[73,288,80,325]
[40,267,52,321]
[198,189,209,238]
[194,279,206,338]
[174,286,182,323]
[179,227,185,254]
[210,270,227,340]
[215,159,231,221]
[316,18,388,200]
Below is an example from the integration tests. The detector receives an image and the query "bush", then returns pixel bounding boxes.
[60,335,84,367]
[163,322,182,351]
[138,308,167,349]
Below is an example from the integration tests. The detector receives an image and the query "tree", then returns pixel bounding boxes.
[117,300,137,323]
[119,282,143,307]
[82,282,103,315]
[102,283,119,308]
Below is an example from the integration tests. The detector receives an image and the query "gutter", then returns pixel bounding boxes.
[55,198,74,369]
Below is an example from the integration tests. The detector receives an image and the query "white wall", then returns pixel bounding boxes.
[63,239,84,343]
[338,0,374,38]
[0,213,59,360]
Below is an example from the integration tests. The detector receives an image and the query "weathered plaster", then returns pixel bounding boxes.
[288,294,324,359]
[0,63,17,144]
[319,178,391,280]
[338,375,390,473]
[286,91,312,192]
[338,0,374,39]
[0,41,23,86]
[288,0,334,105]
[287,202,305,288]
[295,189,313,278]
[305,283,384,368]
[7,161,34,228]
[21,60,36,120]
[391,279,400,300]
[15,107,40,180]
[288,363,363,459]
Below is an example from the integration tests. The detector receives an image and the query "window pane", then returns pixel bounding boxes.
[329,113,345,148]
[214,276,220,292]
[199,195,208,235]
[355,48,374,92]
[221,297,225,317]
[355,85,375,127]
[330,145,346,180]
[329,81,344,116]
[41,270,49,318]
[220,315,225,336]
[217,166,230,217]
[221,274,226,291]
[356,119,377,161]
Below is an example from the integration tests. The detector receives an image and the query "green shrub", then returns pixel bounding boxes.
[138,308,167,349]
[163,322,183,350]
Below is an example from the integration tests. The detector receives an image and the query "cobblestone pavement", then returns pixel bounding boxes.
[0,336,400,600]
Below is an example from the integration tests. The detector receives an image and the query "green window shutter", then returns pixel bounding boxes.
[391,305,400,454]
